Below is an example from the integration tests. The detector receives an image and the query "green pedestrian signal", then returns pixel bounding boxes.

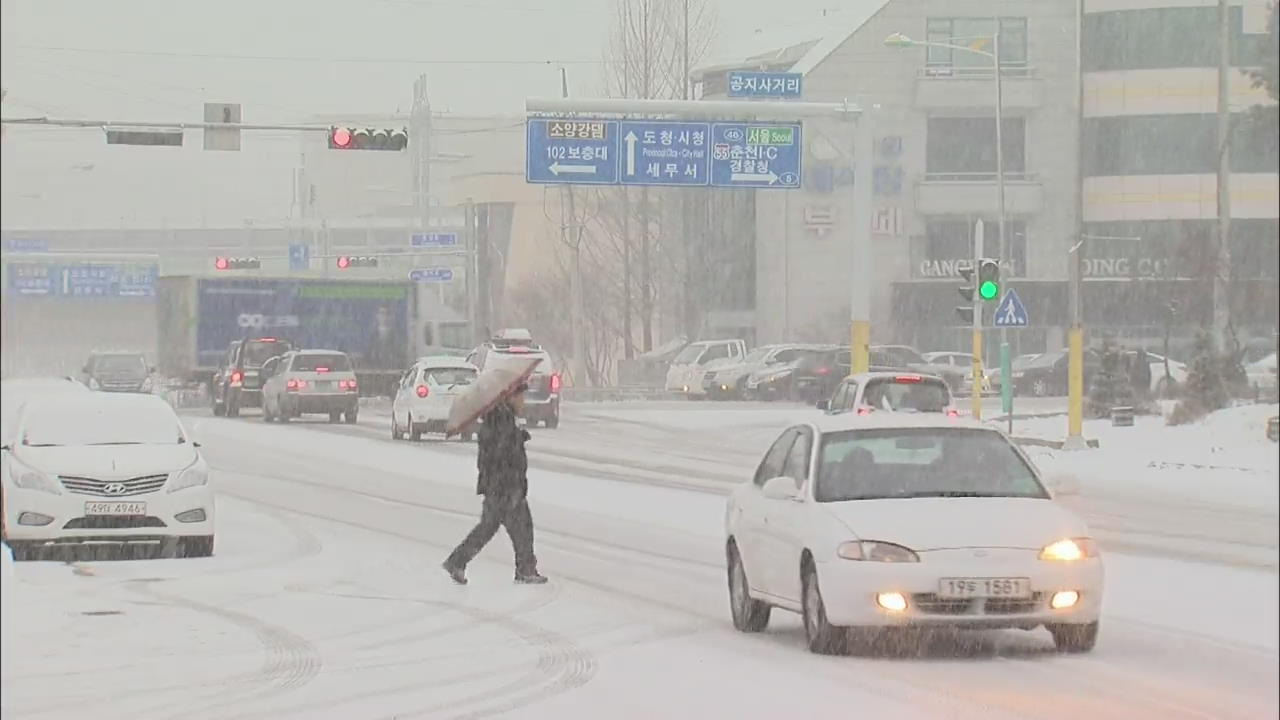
[978,260,1000,302]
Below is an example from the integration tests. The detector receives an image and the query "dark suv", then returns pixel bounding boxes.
[82,352,154,393]
[212,337,293,417]
[467,330,562,428]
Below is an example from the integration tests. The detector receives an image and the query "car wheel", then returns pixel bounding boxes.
[801,561,847,655]
[278,408,291,423]
[1047,621,1099,653]
[329,411,341,423]
[410,425,422,442]
[344,410,358,424]
[1032,378,1049,397]
[545,414,559,429]
[392,414,404,440]
[212,398,225,417]
[726,542,770,632]
[181,536,214,558]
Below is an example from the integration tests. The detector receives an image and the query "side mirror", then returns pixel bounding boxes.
[816,399,830,411]
[762,476,802,502]
[1048,474,1081,497]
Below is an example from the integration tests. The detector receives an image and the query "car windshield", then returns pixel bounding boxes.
[861,378,951,412]
[424,367,476,387]
[292,354,351,372]
[815,428,1047,502]
[673,345,705,364]
[21,401,186,447]
[242,340,288,367]
[93,354,146,374]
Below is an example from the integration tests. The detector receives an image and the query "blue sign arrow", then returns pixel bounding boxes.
[618,120,710,186]
[526,118,619,185]
[288,243,310,271]
[709,123,803,189]
[727,71,803,99]
[993,288,1029,327]
[410,267,454,283]
[411,232,459,248]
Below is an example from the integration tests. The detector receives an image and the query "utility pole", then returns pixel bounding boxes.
[1213,0,1233,354]
[1066,0,1087,450]
[561,68,590,388]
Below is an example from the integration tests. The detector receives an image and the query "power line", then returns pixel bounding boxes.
[14,44,619,66]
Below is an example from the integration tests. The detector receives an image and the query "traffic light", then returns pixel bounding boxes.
[956,264,977,324]
[336,255,378,269]
[214,257,261,270]
[328,127,408,151]
[978,259,1001,301]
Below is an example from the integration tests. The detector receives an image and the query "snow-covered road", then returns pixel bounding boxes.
[3,402,1277,719]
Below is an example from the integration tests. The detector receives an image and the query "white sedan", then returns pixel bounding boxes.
[2,393,214,560]
[724,415,1103,655]
[391,356,479,441]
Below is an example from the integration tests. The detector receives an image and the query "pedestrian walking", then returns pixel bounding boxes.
[442,382,547,585]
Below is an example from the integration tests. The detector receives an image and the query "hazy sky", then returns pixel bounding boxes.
[0,0,855,228]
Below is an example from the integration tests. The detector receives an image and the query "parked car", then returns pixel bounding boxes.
[793,347,853,404]
[988,353,1041,394]
[2,392,215,560]
[871,345,967,394]
[211,337,293,418]
[1008,349,1101,397]
[922,351,992,395]
[745,346,835,401]
[704,344,821,400]
[724,415,1102,654]
[1246,351,1278,400]
[260,350,360,424]
[665,339,747,399]
[467,329,562,428]
[391,356,479,441]
[82,351,155,394]
[818,372,958,417]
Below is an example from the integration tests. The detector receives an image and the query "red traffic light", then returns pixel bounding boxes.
[330,127,353,149]
[215,257,229,271]
[337,256,351,269]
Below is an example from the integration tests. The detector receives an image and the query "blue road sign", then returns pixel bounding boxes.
[411,232,459,248]
[618,121,710,186]
[2,238,49,253]
[727,71,803,99]
[288,243,310,271]
[410,267,454,283]
[526,118,619,185]
[709,123,803,189]
[994,288,1029,327]
[6,261,157,298]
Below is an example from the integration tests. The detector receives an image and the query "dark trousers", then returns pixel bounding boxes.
[445,493,537,575]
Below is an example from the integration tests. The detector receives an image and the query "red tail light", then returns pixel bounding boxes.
[947,409,960,418]
[856,407,874,416]
[550,373,562,393]
[230,371,243,385]
[259,338,276,342]
[816,367,830,376]
[340,379,358,391]
[315,367,329,373]
[416,385,429,398]
[894,375,923,383]
[286,378,307,391]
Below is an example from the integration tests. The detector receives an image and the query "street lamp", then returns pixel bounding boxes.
[885,29,1007,421]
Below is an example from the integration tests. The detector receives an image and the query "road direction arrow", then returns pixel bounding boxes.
[549,162,597,176]
[730,171,779,184]
[624,131,638,176]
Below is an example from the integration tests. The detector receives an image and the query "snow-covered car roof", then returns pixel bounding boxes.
[415,356,478,370]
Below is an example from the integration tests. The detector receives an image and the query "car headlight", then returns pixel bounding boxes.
[837,540,919,563]
[1039,538,1097,561]
[8,458,62,495]
[168,462,209,493]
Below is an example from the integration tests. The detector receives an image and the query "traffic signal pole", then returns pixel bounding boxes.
[972,224,985,421]
[850,112,875,375]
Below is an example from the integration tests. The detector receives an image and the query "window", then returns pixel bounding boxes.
[422,367,476,387]
[1084,6,1270,73]
[291,354,352,372]
[781,429,812,484]
[754,429,797,485]
[859,377,952,413]
[702,344,731,363]
[926,117,1026,177]
[926,17,1028,71]
[1083,114,1279,176]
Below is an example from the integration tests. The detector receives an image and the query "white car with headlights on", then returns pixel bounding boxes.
[724,415,1102,655]
[1,393,214,560]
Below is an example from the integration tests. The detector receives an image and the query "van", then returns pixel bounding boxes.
[664,339,747,398]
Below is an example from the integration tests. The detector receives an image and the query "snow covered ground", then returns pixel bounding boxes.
[3,400,1277,719]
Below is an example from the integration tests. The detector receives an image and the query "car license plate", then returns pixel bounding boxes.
[938,578,1031,599]
[315,380,333,391]
[84,501,146,516]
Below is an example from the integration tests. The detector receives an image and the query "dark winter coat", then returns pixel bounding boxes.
[475,401,530,499]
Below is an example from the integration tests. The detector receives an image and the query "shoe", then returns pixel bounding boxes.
[514,572,548,585]
[442,561,468,585]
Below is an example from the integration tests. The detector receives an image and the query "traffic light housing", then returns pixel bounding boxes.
[328,127,408,151]
[978,259,1001,301]
[956,264,976,323]
[336,255,378,269]
[214,257,261,270]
